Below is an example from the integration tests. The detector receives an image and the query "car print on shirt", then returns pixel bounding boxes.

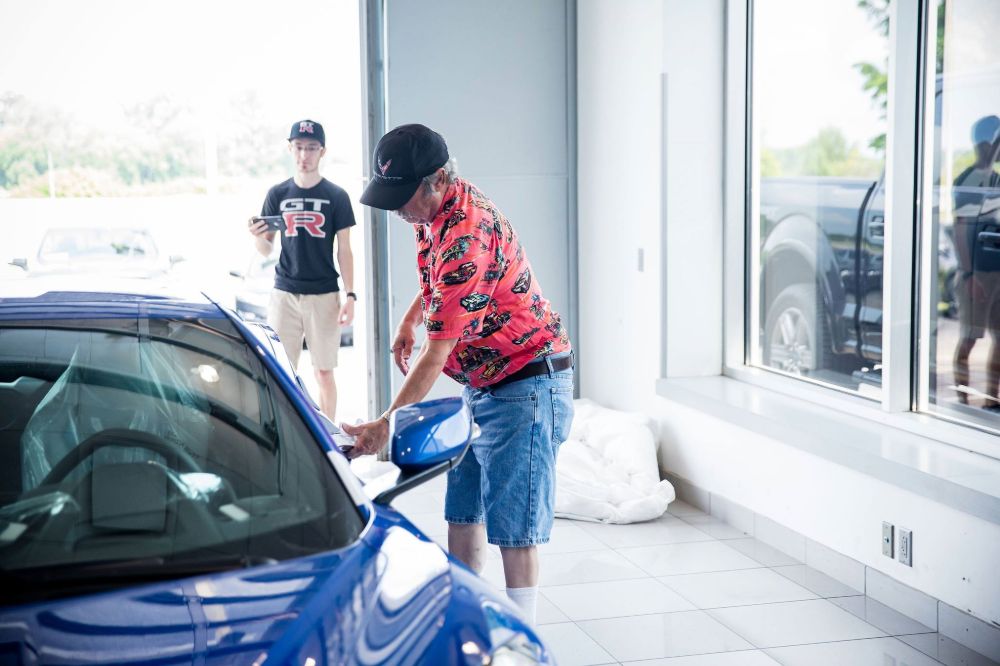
[439,209,467,243]
[512,327,540,345]
[426,289,444,314]
[456,345,501,373]
[442,196,459,215]
[462,318,481,337]
[512,268,531,294]
[480,356,511,381]
[481,310,512,337]
[426,319,444,332]
[441,235,476,264]
[460,293,491,312]
[533,340,555,358]
[441,262,478,285]
[529,294,545,320]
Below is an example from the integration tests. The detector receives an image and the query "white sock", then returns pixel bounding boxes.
[505,586,538,625]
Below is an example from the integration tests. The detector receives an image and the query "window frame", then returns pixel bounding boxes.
[723,0,999,457]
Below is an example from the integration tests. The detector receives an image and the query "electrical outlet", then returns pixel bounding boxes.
[899,528,912,566]
[882,522,894,557]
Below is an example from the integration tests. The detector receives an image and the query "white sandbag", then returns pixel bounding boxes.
[555,399,675,524]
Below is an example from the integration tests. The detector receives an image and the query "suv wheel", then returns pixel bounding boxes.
[763,284,825,375]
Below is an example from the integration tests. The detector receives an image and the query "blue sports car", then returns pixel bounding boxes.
[0,283,551,665]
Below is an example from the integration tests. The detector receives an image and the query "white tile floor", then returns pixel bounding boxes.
[393,479,999,666]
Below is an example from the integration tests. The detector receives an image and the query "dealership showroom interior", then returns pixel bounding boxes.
[2,0,1000,665]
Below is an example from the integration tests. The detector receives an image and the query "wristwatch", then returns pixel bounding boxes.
[346,292,358,301]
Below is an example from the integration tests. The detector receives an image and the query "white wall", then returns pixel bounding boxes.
[577,0,1000,625]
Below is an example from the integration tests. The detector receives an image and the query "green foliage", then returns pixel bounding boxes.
[0,90,290,198]
[854,0,890,156]
[763,127,882,179]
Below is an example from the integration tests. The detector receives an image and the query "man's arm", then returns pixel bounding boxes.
[336,228,354,294]
[336,228,355,325]
[394,292,424,374]
[248,218,276,256]
[342,336,457,457]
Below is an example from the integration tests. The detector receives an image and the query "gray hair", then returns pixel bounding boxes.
[421,158,459,194]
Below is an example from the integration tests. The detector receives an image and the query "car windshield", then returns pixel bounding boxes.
[37,229,158,265]
[0,314,364,603]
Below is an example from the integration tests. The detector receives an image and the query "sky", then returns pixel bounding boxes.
[754,0,888,154]
[754,0,1000,159]
[0,0,363,163]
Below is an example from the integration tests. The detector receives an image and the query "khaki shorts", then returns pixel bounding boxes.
[267,290,342,370]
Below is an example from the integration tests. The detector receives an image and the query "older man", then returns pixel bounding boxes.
[345,124,574,624]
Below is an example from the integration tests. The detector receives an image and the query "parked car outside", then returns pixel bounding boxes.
[230,250,354,347]
[758,174,970,382]
[8,227,185,279]
[0,281,550,665]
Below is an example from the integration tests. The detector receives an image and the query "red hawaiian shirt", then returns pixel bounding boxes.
[415,178,571,388]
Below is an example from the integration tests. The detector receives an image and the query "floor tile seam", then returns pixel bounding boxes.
[583,531,719,549]
[562,616,618,664]
[698,594,900,615]
[897,634,984,666]
[539,575,669,592]
[537,573,655,588]
[759,635,949,665]
[633,563,768,578]
[765,570,863,598]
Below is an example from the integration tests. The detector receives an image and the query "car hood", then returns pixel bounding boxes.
[0,511,540,665]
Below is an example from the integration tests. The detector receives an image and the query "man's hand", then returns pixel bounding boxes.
[340,298,355,326]
[248,216,269,237]
[392,323,418,375]
[342,419,389,458]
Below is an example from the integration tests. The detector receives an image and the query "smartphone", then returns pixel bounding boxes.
[254,215,285,232]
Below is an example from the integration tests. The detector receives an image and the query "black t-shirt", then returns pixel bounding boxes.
[261,178,356,294]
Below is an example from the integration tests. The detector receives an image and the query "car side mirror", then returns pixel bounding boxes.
[169,255,186,266]
[373,397,476,506]
[229,270,245,279]
[9,258,27,270]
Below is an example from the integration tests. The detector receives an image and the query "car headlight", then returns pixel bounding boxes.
[487,633,544,665]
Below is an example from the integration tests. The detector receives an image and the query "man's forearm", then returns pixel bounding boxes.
[387,339,456,412]
[338,249,354,293]
[402,292,423,327]
[254,235,273,257]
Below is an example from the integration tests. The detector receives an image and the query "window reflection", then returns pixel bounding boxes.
[751,0,889,395]
[922,0,1000,430]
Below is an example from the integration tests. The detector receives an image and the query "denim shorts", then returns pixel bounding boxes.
[445,352,575,547]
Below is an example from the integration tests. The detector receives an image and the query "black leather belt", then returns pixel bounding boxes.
[489,353,574,389]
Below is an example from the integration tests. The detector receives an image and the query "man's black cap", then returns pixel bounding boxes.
[288,119,325,146]
[360,124,449,210]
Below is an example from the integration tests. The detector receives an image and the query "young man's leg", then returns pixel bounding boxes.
[314,368,337,419]
[267,290,304,369]
[302,292,342,419]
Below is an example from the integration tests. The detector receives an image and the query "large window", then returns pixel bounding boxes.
[918,0,1000,431]
[746,0,1000,438]
[750,0,890,397]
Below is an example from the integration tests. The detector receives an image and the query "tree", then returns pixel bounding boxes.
[854,0,890,155]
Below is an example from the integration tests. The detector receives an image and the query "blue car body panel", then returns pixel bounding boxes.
[0,287,550,665]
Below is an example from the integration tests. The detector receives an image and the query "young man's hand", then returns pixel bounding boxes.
[341,419,389,458]
[247,217,269,237]
[340,298,355,326]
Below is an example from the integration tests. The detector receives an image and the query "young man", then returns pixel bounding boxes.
[345,124,575,625]
[248,119,356,419]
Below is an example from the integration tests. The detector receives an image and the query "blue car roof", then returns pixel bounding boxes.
[0,283,224,321]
